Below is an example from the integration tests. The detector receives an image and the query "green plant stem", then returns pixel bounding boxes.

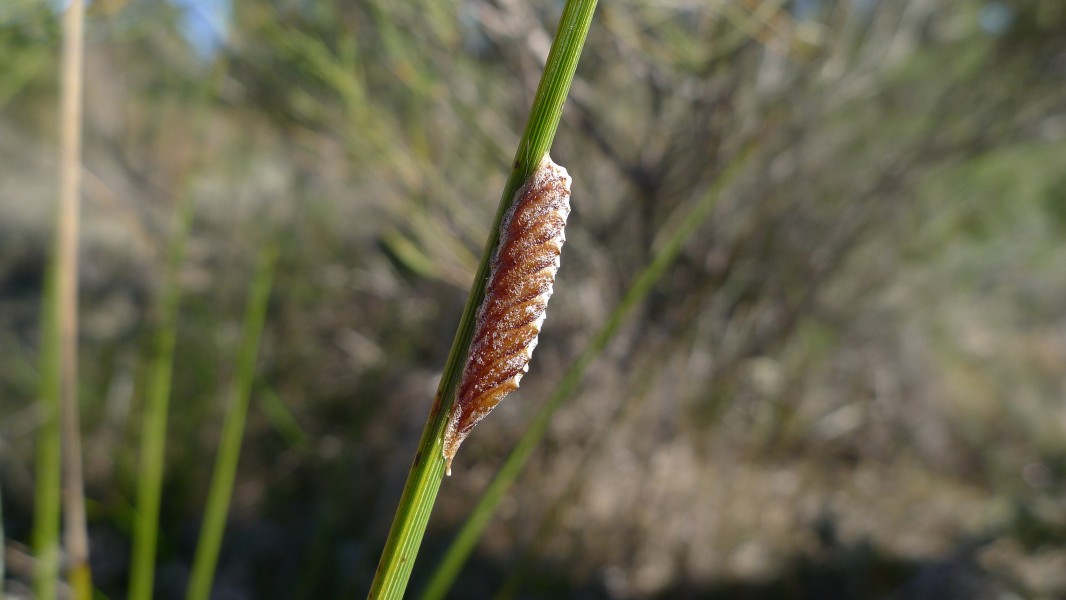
[128,201,194,600]
[421,146,755,600]
[185,245,278,600]
[367,1,598,598]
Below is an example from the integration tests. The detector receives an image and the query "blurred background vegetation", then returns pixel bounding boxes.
[2,0,1066,597]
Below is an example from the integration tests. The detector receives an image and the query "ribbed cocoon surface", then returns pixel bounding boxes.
[443,156,572,475]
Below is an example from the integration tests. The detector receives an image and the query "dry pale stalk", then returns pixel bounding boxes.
[57,0,92,595]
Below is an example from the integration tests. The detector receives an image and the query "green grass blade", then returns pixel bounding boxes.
[128,201,194,600]
[33,237,61,600]
[256,386,310,451]
[367,2,598,598]
[185,244,278,600]
[421,146,755,600]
